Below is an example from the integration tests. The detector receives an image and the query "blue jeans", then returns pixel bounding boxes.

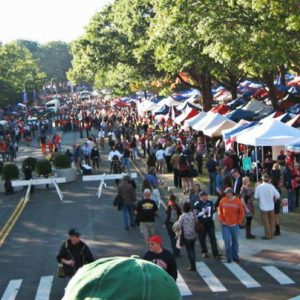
[122,157,130,172]
[221,224,239,261]
[122,204,135,228]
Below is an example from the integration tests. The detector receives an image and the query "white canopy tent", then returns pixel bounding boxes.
[192,112,229,132]
[241,99,273,116]
[183,111,206,129]
[174,107,193,124]
[204,119,236,137]
[236,119,300,146]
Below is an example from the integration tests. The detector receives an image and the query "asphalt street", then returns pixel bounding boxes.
[0,132,299,300]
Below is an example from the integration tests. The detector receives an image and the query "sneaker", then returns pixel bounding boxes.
[202,253,209,258]
[226,259,232,263]
[188,266,196,271]
[233,258,240,263]
[214,254,223,259]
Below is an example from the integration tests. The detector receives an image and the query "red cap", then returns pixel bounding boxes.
[149,235,163,245]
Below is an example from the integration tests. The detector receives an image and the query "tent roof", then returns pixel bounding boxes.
[236,119,300,146]
[227,109,256,121]
[192,112,229,132]
[183,111,207,128]
[211,104,230,115]
[241,99,273,116]
[204,119,236,137]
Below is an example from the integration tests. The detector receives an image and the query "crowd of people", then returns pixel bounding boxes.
[2,94,299,298]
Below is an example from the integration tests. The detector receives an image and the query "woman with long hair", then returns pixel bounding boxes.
[239,176,255,239]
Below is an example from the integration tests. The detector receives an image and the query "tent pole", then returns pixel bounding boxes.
[255,146,258,182]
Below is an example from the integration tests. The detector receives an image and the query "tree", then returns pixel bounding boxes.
[0,42,46,107]
[36,41,72,83]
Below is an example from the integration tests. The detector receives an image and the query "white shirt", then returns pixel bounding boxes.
[156,149,166,161]
[254,182,280,211]
[108,150,123,161]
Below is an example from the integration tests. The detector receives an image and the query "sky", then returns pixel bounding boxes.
[0,0,112,44]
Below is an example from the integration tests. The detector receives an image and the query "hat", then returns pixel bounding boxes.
[231,168,239,174]
[144,188,151,195]
[262,174,270,181]
[149,235,163,245]
[199,191,207,197]
[224,187,233,194]
[62,256,181,300]
[68,228,81,236]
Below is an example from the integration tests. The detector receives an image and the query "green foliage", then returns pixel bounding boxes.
[0,42,47,108]
[2,163,19,181]
[53,154,71,169]
[35,160,52,176]
[22,157,37,172]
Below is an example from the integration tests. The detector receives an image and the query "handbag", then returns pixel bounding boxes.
[193,213,204,234]
[57,263,66,278]
[113,195,123,207]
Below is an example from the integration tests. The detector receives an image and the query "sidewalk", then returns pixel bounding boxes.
[157,172,300,270]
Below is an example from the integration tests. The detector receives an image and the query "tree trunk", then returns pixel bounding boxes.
[279,64,286,86]
[263,71,278,110]
[228,84,238,100]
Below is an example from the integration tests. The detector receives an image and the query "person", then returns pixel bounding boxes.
[143,235,178,280]
[206,154,218,195]
[239,176,255,239]
[231,168,242,196]
[170,149,182,189]
[164,195,182,257]
[177,202,197,271]
[271,163,282,236]
[117,175,136,230]
[56,228,94,277]
[90,145,100,170]
[283,164,296,212]
[62,256,181,300]
[254,174,280,240]
[179,154,190,194]
[155,144,166,174]
[218,187,245,263]
[135,189,158,243]
[194,191,221,258]
[189,183,202,207]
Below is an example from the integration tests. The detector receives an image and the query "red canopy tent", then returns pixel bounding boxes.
[211,104,230,115]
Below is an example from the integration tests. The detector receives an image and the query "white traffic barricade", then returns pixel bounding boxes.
[82,173,138,198]
[12,177,66,203]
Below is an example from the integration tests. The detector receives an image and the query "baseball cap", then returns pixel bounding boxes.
[62,256,181,300]
[199,191,207,197]
[68,228,81,237]
[149,235,163,245]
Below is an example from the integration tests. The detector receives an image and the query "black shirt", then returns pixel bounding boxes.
[143,249,177,280]
[136,198,158,222]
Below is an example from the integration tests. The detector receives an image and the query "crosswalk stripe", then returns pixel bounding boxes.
[262,266,295,285]
[289,296,300,300]
[223,262,261,288]
[34,276,54,300]
[176,272,192,296]
[196,262,227,292]
[1,279,22,300]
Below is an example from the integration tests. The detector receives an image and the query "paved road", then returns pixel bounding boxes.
[0,133,299,300]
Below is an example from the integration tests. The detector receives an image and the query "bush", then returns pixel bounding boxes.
[2,163,19,181]
[22,157,37,172]
[53,154,71,169]
[35,160,52,176]
[0,160,3,174]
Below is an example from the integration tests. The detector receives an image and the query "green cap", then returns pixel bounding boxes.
[62,256,182,300]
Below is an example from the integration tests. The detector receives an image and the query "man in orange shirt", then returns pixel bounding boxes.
[218,187,245,263]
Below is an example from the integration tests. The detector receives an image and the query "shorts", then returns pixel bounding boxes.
[274,199,281,214]
[140,222,155,240]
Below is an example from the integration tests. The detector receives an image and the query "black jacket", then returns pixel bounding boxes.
[56,240,94,277]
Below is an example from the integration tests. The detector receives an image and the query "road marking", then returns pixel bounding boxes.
[34,276,54,300]
[289,296,300,300]
[0,198,27,248]
[196,262,227,292]
[177,272,192,296]
[223,262,261,288]
[262,266,295,285]
[1,279,22,300]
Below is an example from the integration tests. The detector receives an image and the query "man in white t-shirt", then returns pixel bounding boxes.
[254,174,280,240]
[155,145,166,174]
